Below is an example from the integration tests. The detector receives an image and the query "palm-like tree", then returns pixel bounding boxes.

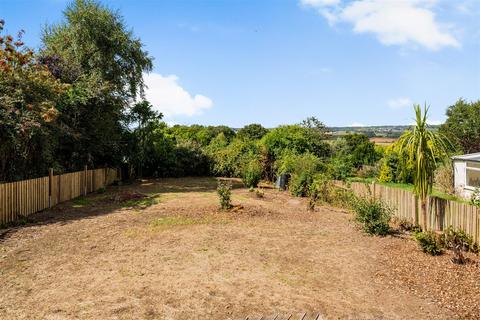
[397,104,451,231]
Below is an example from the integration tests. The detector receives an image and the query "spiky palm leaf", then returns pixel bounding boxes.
[397,104,452,229]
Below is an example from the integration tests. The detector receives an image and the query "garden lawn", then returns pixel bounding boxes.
[0,177,478,319]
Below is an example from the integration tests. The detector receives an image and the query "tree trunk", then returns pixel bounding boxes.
[421,198,427,231]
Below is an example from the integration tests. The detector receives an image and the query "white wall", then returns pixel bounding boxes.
[453,160,473,199]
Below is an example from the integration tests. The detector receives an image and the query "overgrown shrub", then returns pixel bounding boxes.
[276,152,323,197]
[442,226,479,255]
[217,180,232,210]
[353,196,392,236]
[434,162,455,195]
[413,231,443,255]
[470,188,480,207]
[241,159,262,188]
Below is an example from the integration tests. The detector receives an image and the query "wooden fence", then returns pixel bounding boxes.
[0,168,118,226]
[338,181,480,244]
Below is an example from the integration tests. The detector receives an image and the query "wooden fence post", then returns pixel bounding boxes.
[84,165,88,196]
[48,168,53,208]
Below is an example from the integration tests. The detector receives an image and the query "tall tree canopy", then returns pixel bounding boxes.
[40,0,153,171]
[0,20,68,181]
[440,99,480,154]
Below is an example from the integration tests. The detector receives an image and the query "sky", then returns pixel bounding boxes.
[2,0,480,127]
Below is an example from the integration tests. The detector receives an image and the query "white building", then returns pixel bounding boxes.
[452,153,480,199]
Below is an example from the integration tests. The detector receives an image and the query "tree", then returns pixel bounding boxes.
[237,123,268,141]
[440,99,480,154]
[343,133,378,168]
[397,104,451,230]
[40,0,153,170]
[0,20,68,181]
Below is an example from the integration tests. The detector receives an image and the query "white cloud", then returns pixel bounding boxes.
[301,0,460,50]
[387,97,413,109]
[143,73,213,117]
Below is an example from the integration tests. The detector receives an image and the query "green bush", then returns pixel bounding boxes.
[242,159,262,188]
[217,180,232,210]
[353,196,392,236]
[470,188,480,207]
[442,226,479,254]
[413,231,443,255]
[276,152,323,197]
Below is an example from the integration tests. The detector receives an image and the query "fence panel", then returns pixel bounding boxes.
[337,181,480,244]
[0,168,117,225]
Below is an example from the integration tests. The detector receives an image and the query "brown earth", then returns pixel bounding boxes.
[0,177,478,320]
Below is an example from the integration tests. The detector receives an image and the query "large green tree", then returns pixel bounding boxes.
[40,0,153,171]
[398,105,451,230]
[440,99,480,154]
[0,20,68,181]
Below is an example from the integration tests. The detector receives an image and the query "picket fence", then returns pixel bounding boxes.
[338,181,480,244]
[0,168,118,225]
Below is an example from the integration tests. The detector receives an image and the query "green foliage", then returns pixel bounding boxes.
[442,226,479,254]
[397,104,452,229]
[237,123,268,141]
[277,152,323,197]
[241,159,262,188]
[217,180,232,210]
[470,188,480,207]
[413,231,443,255]
[343,133,379,168]
[261,124,330,161]
[207,138,258,177]
[440,98,480,154]
[353,195,392,236]
[0,21,68,181]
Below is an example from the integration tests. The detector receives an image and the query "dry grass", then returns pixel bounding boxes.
[0,177,478,319]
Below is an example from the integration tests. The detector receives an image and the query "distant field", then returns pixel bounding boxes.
[370,137,398,146]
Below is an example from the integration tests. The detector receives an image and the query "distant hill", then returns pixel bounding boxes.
[327,125,439,138]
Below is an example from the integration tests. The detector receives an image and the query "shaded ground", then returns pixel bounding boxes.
[0,177,478,319]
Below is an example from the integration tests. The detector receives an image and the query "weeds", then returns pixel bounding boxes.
[72,197,93,208]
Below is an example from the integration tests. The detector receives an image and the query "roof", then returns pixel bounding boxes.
[451,152,480,162]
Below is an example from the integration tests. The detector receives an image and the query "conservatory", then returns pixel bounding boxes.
[452,152,480,199]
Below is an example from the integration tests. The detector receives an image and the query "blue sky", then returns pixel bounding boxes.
[2,0,479,127]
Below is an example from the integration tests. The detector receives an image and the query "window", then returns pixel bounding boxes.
[467,161,480,169]
[466,161,480,188]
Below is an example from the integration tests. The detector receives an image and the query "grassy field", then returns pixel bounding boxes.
[0,177,478,319]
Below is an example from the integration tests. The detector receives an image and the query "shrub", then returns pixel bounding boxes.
[217,180,232,210]
[434,162,455,195]
[442,226,479,254]
[242,159,262,188]
[276,152,323,197]
[353,196,392,236]
[470,188,480,207]
[413,231,443,255]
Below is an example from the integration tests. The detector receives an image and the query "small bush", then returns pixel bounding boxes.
[97,186,106,194]
[470,188,480,207]
[442,226,479,254]
[391,217,418,232]
[242,159,262,188]
[217,180,232,210]
[255,189,264,198]
[353,196,392,236]
[413,231,443,255]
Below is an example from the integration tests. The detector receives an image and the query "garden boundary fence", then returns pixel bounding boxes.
[336,181,480,244]
[0,167,118,225]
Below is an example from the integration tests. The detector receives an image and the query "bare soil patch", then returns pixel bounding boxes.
[0,177,478,319]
